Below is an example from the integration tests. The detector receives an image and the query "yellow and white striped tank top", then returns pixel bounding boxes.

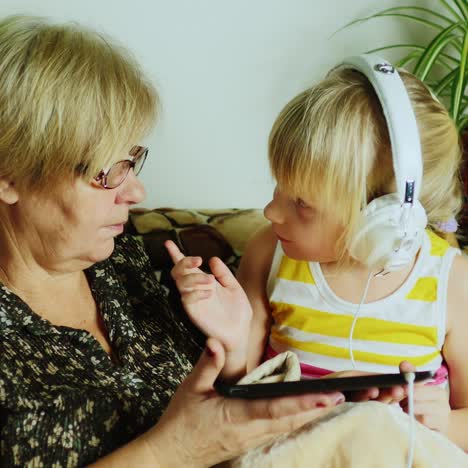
[266,230,460,382]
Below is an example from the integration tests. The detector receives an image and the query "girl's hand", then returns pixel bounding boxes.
[165,240,253,379]
[398,362,450,434]
[400,385,451,433]
[323,365,409,404]
[147,338,345,468]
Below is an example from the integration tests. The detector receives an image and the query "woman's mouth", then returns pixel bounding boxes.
[107,223,124,233]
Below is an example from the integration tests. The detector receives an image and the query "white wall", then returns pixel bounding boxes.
[0,0,431,209]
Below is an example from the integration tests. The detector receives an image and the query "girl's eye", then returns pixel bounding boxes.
[296,198,309,209]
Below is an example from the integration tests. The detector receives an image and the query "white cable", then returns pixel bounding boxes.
[349,270,373,369]
[348,271,416,466]
[405,372,416,468]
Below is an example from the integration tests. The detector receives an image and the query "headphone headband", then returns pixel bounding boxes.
[341,54,423,204]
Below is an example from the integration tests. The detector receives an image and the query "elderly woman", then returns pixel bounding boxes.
[0,15,344,467]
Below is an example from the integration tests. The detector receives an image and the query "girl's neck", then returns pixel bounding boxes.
[319,255,419,305]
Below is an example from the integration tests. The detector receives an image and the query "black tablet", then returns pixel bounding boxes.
[214,370,435,399]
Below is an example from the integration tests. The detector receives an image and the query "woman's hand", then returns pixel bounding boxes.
[146,338,345,468]
[166,240,252,380]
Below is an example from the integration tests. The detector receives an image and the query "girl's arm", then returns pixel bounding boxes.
[443,254,468,450]
[166,241,252,382]
[237,224,277,372]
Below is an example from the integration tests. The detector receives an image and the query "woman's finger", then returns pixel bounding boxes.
[226,391,345,424]
[220,407,332,454]
[242,405,334,441]
[183,338,225,394]
[346,387,379,401]
[372,385,406,404]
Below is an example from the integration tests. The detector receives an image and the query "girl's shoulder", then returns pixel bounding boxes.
[446,253,468,331]
[237,224,276,286]
[246,224,276,251]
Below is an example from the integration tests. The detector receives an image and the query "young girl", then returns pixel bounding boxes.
[166,62,468,449]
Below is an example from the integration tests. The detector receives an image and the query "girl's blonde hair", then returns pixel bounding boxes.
[269,65,462,259]
[0,15,158,191]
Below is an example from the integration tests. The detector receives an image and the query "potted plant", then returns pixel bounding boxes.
[345,0,467,248]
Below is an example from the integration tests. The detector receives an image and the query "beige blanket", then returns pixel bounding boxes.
[221,401,468,468]
[219,353,468,467]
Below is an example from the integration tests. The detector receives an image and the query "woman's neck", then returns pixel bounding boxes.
[0,231,95,329]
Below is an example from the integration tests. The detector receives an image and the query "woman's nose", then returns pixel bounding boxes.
[116,169,146,205]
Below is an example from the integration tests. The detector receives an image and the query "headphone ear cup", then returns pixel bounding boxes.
[349,194,427,272]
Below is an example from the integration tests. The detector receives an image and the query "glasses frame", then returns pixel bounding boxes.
[94,145,148,189]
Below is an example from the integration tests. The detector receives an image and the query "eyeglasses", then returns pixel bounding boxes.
[94,146,148,189]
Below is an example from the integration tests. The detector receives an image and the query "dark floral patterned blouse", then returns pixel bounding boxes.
[0,235,202,467]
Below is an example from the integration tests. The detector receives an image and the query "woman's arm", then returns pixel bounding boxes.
[237,225,277,372]
[90,338,344,467]
[89,435,161,467]
[443,254,468,450]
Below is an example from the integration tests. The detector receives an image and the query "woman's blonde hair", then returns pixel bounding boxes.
[0,15,158,191]
[269,65,463,259]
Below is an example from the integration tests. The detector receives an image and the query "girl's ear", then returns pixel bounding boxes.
[0,178,19,205]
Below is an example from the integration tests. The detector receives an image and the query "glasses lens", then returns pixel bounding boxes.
[106,161,131,189]
[99,146,148,189]
[133,148,148,176]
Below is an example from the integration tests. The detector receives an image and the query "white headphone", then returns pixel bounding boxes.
[343,54,428,274]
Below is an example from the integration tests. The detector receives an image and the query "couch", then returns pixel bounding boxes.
[126,208,466,283]
[126,208,268,278]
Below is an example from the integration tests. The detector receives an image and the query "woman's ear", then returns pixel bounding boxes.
[0,179,19,204]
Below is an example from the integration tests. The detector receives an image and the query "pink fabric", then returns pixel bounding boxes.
[427,363,449,386]
[265,345,333,379]
[265,345,449,385]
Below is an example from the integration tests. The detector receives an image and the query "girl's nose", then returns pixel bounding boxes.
[264,198,286,225]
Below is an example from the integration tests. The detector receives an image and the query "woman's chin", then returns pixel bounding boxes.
[86,238,116,264]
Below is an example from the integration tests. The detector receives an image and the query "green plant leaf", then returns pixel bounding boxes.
[396,51,422,69]
[369,13,445,30]
[375,6,454,25]
[413,22,464,80]
[458,113,468,131]
[342,1,468,134]
[453,0,468,21]
[367,44,459,64]
[362,14,463,54]
[337,12,444,36]
[365,45,458,72]
[450,28,468,120]
[459,107,467,122]
[434,68,458,95]
[438,0,465,22]
[366,44,423,54]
